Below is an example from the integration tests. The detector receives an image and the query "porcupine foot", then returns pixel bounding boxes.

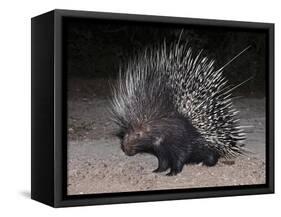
[202,150,219,166]
[166,160,185,176]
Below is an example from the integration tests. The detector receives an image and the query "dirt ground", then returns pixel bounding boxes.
[67,79,266,195]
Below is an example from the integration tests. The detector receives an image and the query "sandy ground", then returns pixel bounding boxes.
[67,80,266,195]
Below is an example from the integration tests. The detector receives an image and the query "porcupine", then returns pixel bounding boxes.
[109,39,247,176]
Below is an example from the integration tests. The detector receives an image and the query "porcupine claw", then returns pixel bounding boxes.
[153,167,167,173]
[166,170,179,176]
[166,160,184,176]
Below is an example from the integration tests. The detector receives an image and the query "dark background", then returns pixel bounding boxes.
[64,18,267,96]
[63,17,269,197]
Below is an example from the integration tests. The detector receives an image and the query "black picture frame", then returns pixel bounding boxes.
[31,9,274,207]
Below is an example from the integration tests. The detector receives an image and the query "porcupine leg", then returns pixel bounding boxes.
[153,157,169,173]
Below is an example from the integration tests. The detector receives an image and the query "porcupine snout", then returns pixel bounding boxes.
[121,138,137,156]
[120,129,145,156]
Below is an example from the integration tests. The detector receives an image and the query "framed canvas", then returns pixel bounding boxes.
[31,9,274,207]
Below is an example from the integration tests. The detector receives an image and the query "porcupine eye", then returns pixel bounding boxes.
[134,132,141,139]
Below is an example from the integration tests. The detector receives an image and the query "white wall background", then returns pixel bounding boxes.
[0,0,279,215]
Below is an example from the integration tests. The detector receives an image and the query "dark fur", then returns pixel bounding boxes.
[118,115,219,176]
